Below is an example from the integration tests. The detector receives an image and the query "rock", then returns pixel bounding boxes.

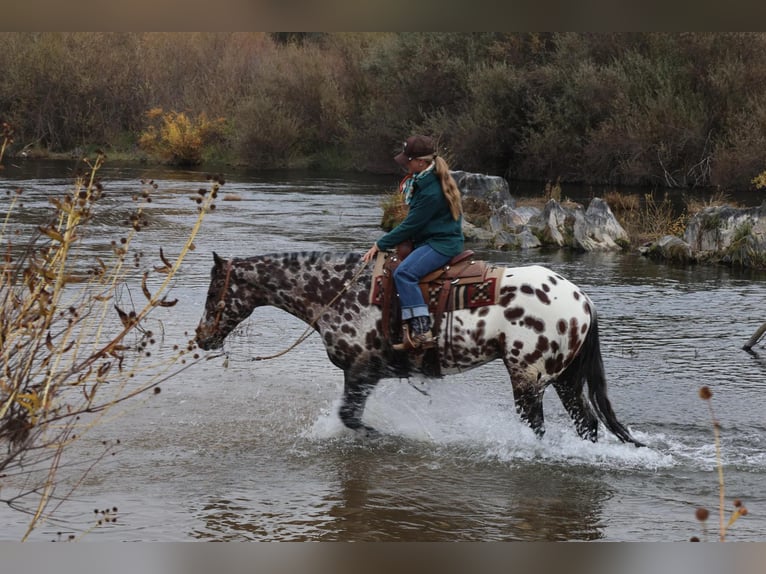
[573,198,630,251]
[451,170,514,210]
[383,171,630,253]
[488,205,539,232]
[639,235,695,263]
[641,202,766,269]
[462,220,495,244]
[683,203,766,255]
[494,229,542,250]
[527,200,576,247]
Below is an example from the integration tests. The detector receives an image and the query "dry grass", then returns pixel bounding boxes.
[684,190,741,215]
[605,190,688,246]
[0,127,219,539]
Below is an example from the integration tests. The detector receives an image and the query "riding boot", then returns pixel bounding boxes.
[392,316,435,351]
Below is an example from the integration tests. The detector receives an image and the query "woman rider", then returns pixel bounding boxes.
[362,135,463,351]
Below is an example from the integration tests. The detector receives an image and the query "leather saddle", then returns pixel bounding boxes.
[370,245,501,349]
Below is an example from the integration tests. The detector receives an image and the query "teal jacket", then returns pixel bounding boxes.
[376,171,464,257]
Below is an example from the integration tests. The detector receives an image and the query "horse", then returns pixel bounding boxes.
[195,251,644,447]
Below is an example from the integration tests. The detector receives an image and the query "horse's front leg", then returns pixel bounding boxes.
[338,370,380,437]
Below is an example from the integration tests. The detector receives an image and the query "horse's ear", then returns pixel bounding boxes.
[213,252,224,267]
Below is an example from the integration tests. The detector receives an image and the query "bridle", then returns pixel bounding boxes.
[211,260,233,334]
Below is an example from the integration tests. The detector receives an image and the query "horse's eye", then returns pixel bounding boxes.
[215,300,225,310]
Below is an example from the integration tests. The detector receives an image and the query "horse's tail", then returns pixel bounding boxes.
[577,313,644,447]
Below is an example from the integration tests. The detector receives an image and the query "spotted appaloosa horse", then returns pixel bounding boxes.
[195,251,643,447]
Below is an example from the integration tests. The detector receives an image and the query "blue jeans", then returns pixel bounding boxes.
[393,244,450,320]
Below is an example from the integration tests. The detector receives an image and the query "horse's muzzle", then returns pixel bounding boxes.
[195,325,223,350]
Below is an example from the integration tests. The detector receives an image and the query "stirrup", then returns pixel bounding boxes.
[392,324,436,351]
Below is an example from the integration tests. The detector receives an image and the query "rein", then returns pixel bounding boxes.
[211,260,233,335]
[250,260,369,362]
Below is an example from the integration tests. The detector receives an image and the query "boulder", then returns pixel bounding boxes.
[639,235,695,263]
[494,228,542,250]
[683,203,766,255]
[573,198,630,251]
[640,202,766,269]
[527,200,575,247]
[451,170,514,211]
[383,171,630,253]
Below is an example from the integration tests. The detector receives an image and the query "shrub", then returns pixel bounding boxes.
[138,107,226,166]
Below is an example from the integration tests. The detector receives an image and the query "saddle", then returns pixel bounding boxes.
[370,245,503,352]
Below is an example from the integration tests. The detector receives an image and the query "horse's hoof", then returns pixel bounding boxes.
[359,425,380,439]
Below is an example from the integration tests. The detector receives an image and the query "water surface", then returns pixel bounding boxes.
[1,160,764,541]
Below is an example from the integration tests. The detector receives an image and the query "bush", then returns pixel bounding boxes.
[138,107,226,166]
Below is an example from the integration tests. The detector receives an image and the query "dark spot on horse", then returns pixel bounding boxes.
[566,318,581,361]
[504,307,524,321]
[542,283,550,292]
[498,285,517,306]
[520,284,534,295]
[513,340,524,349]
[548,275,559,285]
[573,291,581,300]
[536,335,549,352]
[341,324,356,336]
[545,354,564,375]
[365,330,379,350]
[324,332,334,346]
[523,350,542,364]
[523,316,545,333]
[557,319,567,335]
[535,289,550,305]
[478,307,490,317]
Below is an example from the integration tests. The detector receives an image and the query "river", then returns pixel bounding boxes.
[1,159,764,542]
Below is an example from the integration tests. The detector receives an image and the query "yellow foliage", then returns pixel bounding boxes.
[751,171,766,190]
[139,108,226,166]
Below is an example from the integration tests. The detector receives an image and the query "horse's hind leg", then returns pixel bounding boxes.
[338,371,380,437]
[505,361,545,438]
[552,379,599,442]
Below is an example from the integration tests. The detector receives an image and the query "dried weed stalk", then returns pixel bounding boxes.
[692,386,749,542]
[0,128,219,539]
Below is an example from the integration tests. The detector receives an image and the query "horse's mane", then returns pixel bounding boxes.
[239,251,364,266]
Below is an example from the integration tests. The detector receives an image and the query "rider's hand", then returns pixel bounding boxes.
[362,243,379,264]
